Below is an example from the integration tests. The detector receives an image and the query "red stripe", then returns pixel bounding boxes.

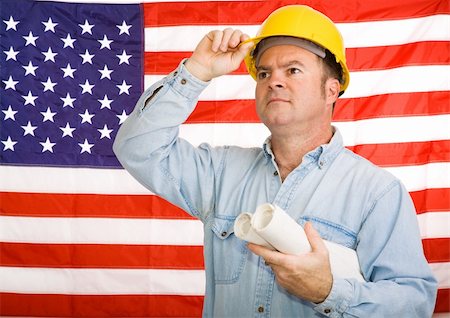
[0,293,203,317]
[145,42,450,75]
[435,289,450,313]
[422,238,450,263]
[143,0,449,26]
[346,140,450,167]
[0,192,193,219]
[182,92,450,123]
[410,188,450,214]
[0,242,204,269]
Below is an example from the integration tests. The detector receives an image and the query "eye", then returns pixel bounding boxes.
[256,70,270,80]
[288,67,301,75]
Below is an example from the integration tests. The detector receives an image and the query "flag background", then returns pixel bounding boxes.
[1,0,449,317]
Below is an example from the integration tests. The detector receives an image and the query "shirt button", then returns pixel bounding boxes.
[180,78,187,85]
[273,171,278,176]
[221,231,227,237]
[257,306,264,313]
[324,308,331,314]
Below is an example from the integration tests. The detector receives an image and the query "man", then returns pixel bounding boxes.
[114,5,437,317]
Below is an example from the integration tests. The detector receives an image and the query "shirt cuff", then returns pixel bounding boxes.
[313,278,353,317]
[168,59,210,100]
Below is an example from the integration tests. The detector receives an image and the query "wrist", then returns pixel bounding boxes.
[184,58,212,82]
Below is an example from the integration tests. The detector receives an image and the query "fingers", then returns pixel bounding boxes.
[304,222,327,253]
[248,243,283,266]
[209,28,249,53]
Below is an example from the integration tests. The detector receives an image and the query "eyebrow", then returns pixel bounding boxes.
[256,60,306,72]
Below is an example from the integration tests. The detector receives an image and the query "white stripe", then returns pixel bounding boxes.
[0,163,448,194]
[0,216,203,245]
[334,114,450,146]
[0,165,150,194]
[429,262,450,289]
[144,65,450,100]
[144,15,450,51]
[418,212,450,239]
[384,162,450,192]
[0,267,205,295]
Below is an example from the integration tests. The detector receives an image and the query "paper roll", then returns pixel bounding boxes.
[234,212,275,250]
[236,203,365,281]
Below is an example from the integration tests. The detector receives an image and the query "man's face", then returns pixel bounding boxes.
[255,45,330,134]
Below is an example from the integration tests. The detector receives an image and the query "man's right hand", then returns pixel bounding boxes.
[185,28,254,82]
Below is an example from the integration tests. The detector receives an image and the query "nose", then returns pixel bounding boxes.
[268,71,286,90]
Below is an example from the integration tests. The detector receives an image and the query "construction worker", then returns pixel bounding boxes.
[114,5,437,317]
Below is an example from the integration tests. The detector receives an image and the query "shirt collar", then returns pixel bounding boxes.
[262,126,344,169]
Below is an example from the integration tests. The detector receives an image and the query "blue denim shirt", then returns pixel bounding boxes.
[113,61,437,317]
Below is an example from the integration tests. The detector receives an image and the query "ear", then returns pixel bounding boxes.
[325,78,340,106]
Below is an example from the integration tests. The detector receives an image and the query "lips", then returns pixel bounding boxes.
[268,97,289,104]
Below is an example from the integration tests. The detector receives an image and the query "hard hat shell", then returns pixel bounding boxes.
[244,5,350,93]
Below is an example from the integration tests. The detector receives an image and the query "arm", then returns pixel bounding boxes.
[249,181,437,317]
[113,29,253,220]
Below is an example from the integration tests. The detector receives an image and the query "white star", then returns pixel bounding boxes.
[78,139,94,154]
[61,33,76,48]
[61,63,76,78]
[117,21,132,35]
[79,19,94,35]
[22,91,38,106]
[79,79,94,95]
[42,17,58,33]
[60,92,76,108]
[79,49,94,64]
[117,50,132,65]
[2,136,17,151]
[4,46,19,61]
[117,109,129,124]
[98,65,113,80]
[79,109,94,124]
[98,124,113,139]
[98,35,113,50]
[2,105,17,121]
[117,80,132,95]
[40,137,56,153]
[3,16,19,31]
[21,121,38,136]
[97,94,113,109]
[3,75,18,90]
[41,77,57,92]
[23,61,38,76]
[42,47,58,62]
[60,122,76,138]
[23,31,38,46]
[40,107,57,122]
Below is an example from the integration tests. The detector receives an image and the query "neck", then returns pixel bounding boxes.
[271,125,333,181]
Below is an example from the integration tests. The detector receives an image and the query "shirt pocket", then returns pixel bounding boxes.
[211,217,248,284]
[301,216,357,249]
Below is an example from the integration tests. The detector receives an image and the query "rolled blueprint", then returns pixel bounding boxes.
[234,212,275,250]
[236,203,365,281]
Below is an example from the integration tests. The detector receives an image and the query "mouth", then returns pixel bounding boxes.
[268,97,289,105]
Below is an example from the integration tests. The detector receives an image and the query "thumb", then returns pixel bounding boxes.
[304,222,327,253]
[231,38,253,65]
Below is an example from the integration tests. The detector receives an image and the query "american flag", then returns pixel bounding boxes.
[0,0,449,317]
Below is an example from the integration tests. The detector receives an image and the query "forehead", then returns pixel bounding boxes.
[257,45,319,66]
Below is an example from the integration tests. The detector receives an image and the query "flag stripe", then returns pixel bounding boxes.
[2,188,449,218]
[0,293,204,317]
[0,242,204,269]
[0,238,447,269]
[410,188,450,214]
[144,65,450,99]
[423,238,450,263]
[0,216,204,245]
[184,92,450,124]
[0,266,206,295]
[1,164,449,194]
[0,192,193,219]
[144,41,450,74]
[417,212,450,239]
[435,289,450,313]
[143,1,450,26]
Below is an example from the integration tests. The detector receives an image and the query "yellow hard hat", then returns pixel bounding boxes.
[244,5,350,93]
